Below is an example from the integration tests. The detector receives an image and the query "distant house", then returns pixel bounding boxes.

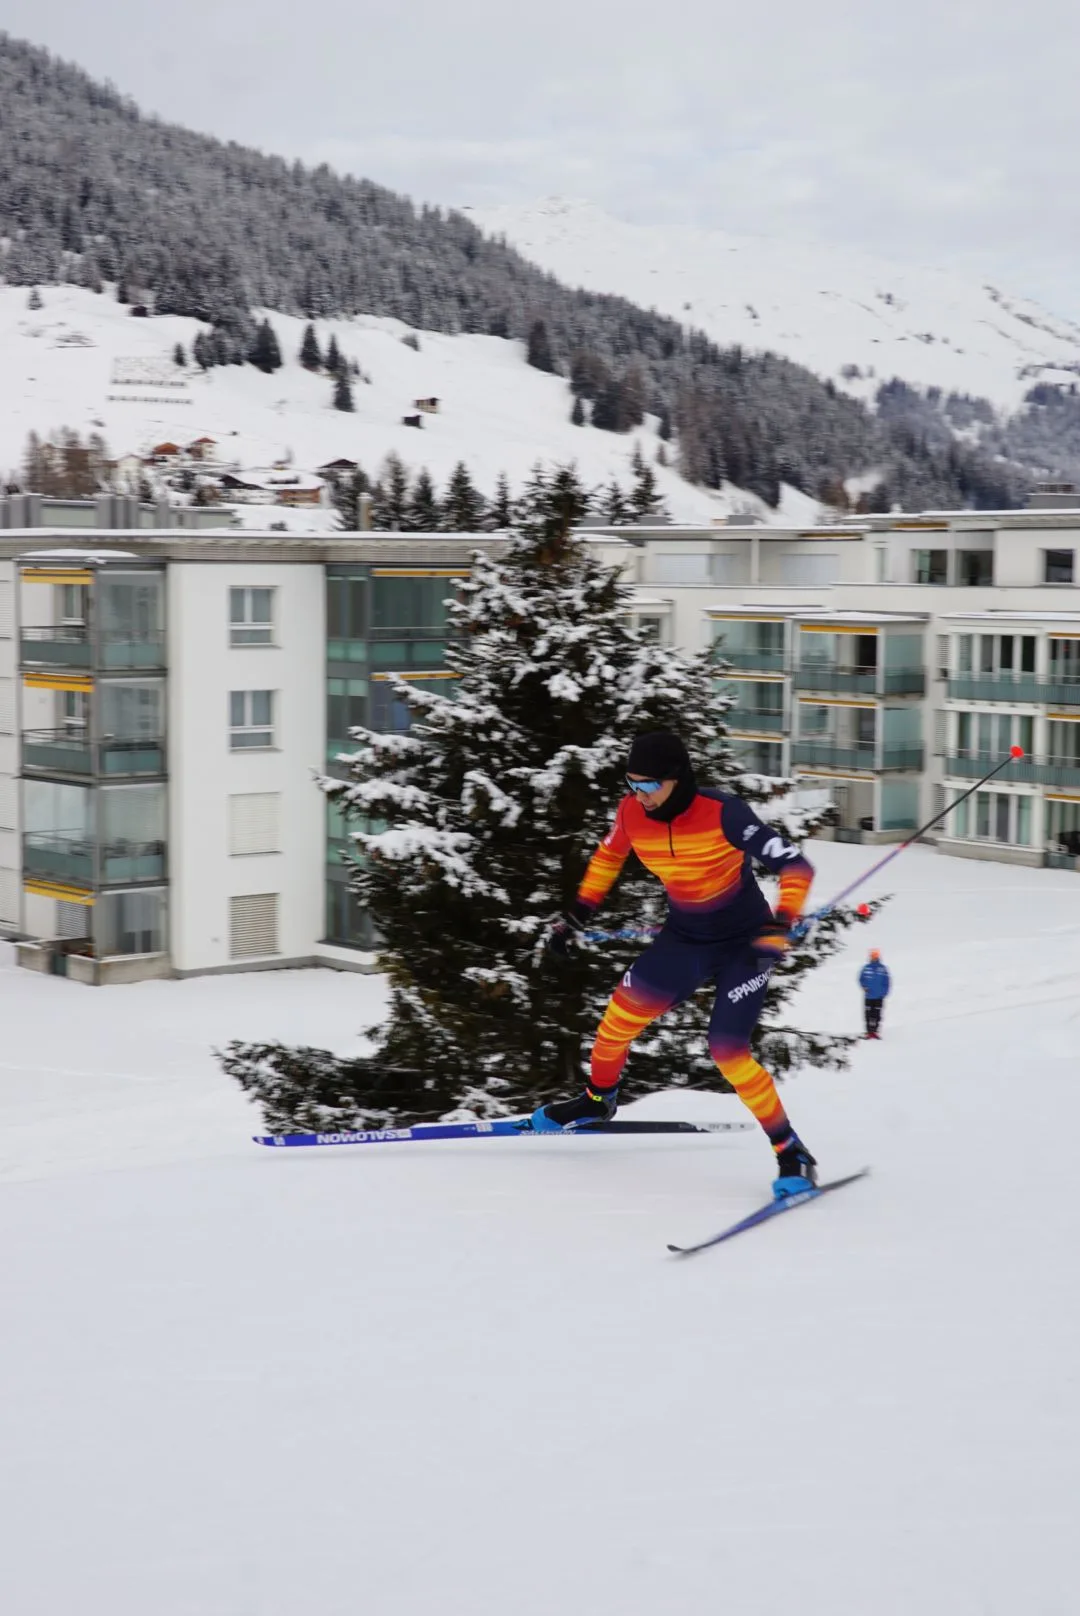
[217,468,326,508]
[188,437,217,462]
[402,414,423,429]
[318,458,359,477]
[414,397,440,413]
[147,442,183,463]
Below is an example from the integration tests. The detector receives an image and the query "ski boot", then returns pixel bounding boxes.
[772,1136,818,1199]
[529,1085,618,1133]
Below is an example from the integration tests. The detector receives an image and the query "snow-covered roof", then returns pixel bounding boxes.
[19,547,141,563]
[941,610,1080,623]
[705,604,927,624]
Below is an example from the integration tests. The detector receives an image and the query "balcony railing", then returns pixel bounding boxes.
[792,742,923,772]
[792,742,877,772]
[794,663,926,697]
[944,753,1080,789]
[23,833,166,888]
[715,649,787,673]
[794,664,877,696]
[22,730,166,779]
[947,673,1080,705]
[726,708,785,733]
[20,628,165,672]
[20,627,91,669]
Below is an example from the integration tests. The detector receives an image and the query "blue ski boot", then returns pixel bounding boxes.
[772,1137,818,1199]
[530,1085,618,1133]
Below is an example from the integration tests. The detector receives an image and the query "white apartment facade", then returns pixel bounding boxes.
[0,530,491,983]
[2,509,1076,986]
[590,508,1080,870]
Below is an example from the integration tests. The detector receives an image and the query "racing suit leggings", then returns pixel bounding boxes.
[589,929,796,1150]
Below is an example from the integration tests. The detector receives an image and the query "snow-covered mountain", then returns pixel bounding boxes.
[0,284,820,530]
[470,198,1080,411]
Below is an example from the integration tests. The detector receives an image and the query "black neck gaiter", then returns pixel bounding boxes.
[644,769,697,823]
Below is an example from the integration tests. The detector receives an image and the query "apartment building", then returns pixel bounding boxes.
[589,507,1080,870]
[0,530,490,981]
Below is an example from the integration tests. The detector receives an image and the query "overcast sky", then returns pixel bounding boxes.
[7,0,1080,317]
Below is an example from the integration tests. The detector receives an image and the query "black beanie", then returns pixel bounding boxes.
[627,731,691,780]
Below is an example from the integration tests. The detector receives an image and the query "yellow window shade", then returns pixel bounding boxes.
[23,674,94,693]
[21,569,94,585]
[24,879,94,905]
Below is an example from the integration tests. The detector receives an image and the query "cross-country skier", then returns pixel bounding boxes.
[533,731,818,1197]
[858,949,890,1039]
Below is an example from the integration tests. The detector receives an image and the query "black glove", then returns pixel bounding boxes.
[545,904,590,960]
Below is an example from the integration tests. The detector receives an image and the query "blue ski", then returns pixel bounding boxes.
[667,1167,870,1257]
[255,1118,753,1149]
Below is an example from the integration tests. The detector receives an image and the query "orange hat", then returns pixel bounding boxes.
[869,948,880,961]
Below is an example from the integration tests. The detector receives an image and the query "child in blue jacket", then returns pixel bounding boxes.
[858,949,890,1039]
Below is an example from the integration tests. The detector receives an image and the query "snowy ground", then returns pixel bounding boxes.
[1,841,1077,1615]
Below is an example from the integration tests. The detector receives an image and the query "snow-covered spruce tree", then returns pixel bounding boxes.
[220,467,860,1131]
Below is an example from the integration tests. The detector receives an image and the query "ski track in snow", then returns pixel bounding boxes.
[0,840,1077,1616]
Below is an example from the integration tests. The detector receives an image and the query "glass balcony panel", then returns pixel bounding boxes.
[20,627,92,668]
[22,730,93,776]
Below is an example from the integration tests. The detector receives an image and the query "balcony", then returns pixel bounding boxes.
[716,648,786,673]
[20,627,91,670]
[792,742,923,773]
[794,663,927,697]
[23,833,166,888]
[947,673,1080,705]
[726,708,785,733]
[20,629,166,673]
[794,664,876,697]
[944,753,1080,790]
[22,730,166,780]
[792,742,876,772]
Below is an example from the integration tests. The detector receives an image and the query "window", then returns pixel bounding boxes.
[96,889,167,956]
[778,553,839,585]
[637,616,664,642]
[1016,796,1032,847]
[230,893,279,958]
[957,550,993,586]
[60,583,87,623]
[230,587,275,646]
[61,690,88,734]
[914,549,948,584]
[651,553,710,585]
[958,635,973,674]
[1044,549,1075,584]
[229,690,274,749]
[229,793,281,856]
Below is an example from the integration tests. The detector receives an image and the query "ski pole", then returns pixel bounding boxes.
[792,746,1024,936]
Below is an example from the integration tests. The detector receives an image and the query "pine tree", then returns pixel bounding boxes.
[526,317,556,373]
[441,461,486,530]
[249,319,282,374]
[331,466,371,531]
[299,323,322,370]
[406,466,440,531]
[220,476,857,1131]
[628,444,666,522]
[602,478,629,524]
[369,453,410,529]
[487,471,513,529]
[571,395,586,426]
[27,286,43,310]
[173,342,186,367]
[333,371,354,412]
[325,334,344,376]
